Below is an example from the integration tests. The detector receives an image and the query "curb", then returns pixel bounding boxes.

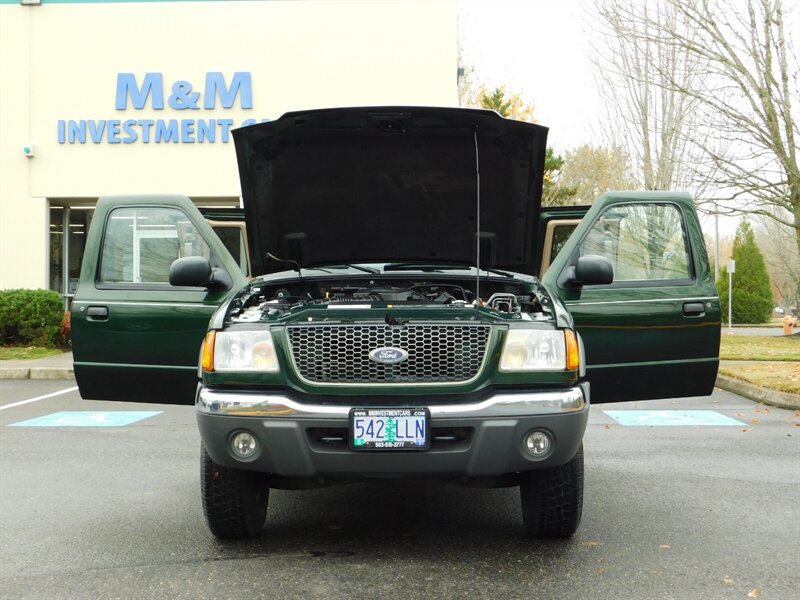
[715,374,800,410]
[0,367,74,380]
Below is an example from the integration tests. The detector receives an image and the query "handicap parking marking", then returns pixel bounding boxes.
[603,410,744,427]
[9,411,162,427]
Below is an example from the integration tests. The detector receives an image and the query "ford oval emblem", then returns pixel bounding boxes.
[369,347,409,364]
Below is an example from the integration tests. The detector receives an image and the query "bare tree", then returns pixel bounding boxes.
[664,0,799,256]
[755,211,800,309]
[593,0,800,255]
[589,0,702,193]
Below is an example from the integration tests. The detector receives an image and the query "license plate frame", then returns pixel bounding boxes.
[349,408,430,451]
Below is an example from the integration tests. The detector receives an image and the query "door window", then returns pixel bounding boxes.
[99,207,210,284]
[209,222,250,277]
[541,219,580,274]
[579,203,691,283]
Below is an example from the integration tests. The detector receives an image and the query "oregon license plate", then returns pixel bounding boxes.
[350,408,429,450]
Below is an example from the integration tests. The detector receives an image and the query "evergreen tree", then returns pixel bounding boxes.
[717,220,773,324]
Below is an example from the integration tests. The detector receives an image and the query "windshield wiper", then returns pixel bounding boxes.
[383,262,515,277]
[316,263,380,274]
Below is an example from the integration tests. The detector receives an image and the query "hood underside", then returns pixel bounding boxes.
[233,106,548,276]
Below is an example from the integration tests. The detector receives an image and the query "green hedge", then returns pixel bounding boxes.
[0,289,65,347]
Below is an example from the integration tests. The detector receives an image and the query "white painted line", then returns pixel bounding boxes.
[0,386,79,411]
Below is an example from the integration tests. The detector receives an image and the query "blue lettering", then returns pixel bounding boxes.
[203,72,252,109]
[68,120,87,144]
[122,120,138,143]
[115,73,164,110]
[138,119,154,143]
[180,119,196,143]
[88,120,106,143]
[240,118,257,127]
[218,119,234,142]
[416,420,424,438]
[107,120,121,144]
[169,81,200,110]
[155,119,179,143]
[57,120,65,144]
[197,119,215,143]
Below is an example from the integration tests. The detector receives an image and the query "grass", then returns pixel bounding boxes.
[0,346,63,361]
[719,334,799,361]
[730,318,787,328]
[719,362,800,395]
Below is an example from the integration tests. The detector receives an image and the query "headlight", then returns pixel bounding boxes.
[210,330,279,372]
[500,329,568,372]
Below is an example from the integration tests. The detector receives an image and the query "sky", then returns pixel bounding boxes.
[458,0,743,239]
[458,0,602,154]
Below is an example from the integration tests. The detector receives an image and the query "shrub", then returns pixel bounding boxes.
[0,289,65,347]
[60,311,72,348]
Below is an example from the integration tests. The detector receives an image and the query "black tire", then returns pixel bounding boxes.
[200,445,269,540]
[520,444,584,538]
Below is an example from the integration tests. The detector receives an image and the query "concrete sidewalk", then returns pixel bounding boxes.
[1,351,797,410]
[0,351,74,380]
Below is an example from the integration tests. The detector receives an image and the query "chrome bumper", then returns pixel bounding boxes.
[196,386,587,419]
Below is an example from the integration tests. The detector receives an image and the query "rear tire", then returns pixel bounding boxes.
[520,444,584,538]
[200,445,269,539]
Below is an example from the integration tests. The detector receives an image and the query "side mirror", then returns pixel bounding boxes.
[170,256,212,287]
[573,255,614,286]
[169,256,232,290]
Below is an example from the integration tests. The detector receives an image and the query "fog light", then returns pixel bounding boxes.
[231,431,258,458]
[524,431,552,457]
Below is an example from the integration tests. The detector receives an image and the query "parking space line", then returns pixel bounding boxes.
[0,386,79,411]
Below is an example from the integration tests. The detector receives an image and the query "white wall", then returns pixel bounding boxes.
[0,0,458,289]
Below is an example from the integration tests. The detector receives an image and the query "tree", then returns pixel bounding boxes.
[717,219,774,323]
[593,0,800,257]
[558,144,634,204]
[755,211,799,310]
[589,0,701,192]
[477,85,536,123]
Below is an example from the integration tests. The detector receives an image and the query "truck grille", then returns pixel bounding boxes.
[287,324,491,384]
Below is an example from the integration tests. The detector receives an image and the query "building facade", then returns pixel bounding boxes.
[0,0,458,304]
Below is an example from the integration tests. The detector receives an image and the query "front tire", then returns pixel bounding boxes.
[520,444,584,538]
[200,445,269,539]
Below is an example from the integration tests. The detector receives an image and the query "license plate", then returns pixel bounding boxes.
[350,408,429,450]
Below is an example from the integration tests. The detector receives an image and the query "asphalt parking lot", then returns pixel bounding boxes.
[1,380,798,600]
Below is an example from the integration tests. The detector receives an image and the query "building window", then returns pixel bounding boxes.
[49,204,94,308]
[49,206,65,295]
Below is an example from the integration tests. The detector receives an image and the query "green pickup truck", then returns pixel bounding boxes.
[71,107,720,540]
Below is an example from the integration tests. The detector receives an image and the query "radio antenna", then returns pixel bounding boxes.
[473,129,480,313]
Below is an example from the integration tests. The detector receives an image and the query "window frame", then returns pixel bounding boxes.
[571,201,696,290]
[95,204,221,291]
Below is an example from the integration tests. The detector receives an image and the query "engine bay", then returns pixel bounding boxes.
[226,273,554,323]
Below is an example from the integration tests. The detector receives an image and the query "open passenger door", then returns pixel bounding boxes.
[72,195,246,405]
[542,192,720,404]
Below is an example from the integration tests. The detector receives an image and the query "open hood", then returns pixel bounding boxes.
[233,106,548,276]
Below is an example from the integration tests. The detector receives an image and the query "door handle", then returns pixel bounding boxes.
[682,302,705,317]
[86,306,109,320]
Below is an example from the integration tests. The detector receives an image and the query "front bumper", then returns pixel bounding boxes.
[196,384,589,480]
